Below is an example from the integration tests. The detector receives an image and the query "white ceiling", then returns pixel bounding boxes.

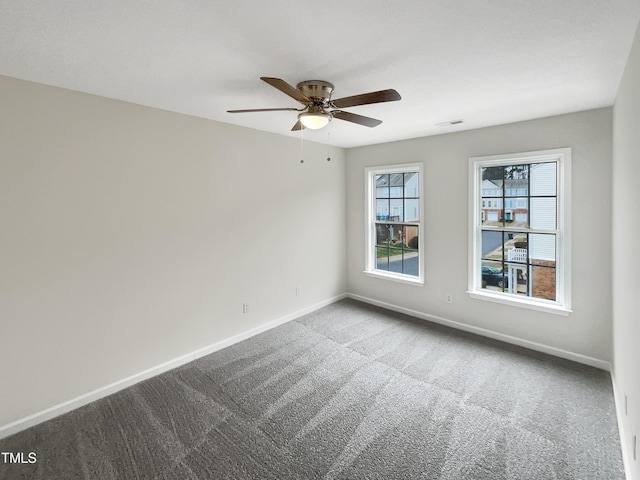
[1,1,639,148]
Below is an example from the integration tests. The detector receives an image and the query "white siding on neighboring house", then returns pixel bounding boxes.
[405,173,419,221]
[405,173,419,197]
[530,234,556,262]
[529,162,557,261]
[530,162,557,197]
[481,179,500,196]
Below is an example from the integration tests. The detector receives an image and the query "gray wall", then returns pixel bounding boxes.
[346,108,613,364]
[613,21,640,480]
[0,75,347,430]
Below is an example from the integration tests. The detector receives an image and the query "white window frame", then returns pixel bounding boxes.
[364,163,424,285]
[467,148,572,315]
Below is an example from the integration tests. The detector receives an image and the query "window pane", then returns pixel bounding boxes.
[532,265,556,301]
[504,197,528,228]
[376,199,389,220]
[482,207,502,227]
[530,162,556,196]
[504,179,528,197]
[505,164,528,182]
[481,230,504,260]
[375,245,390,271]
[530,198,556,230]
[375,223,393,272]
[376,187,389,198]
[376,174,389,188]
[375,224,392,245]
[482,166,504,183]
[402,225,419,251]
[504,233,529,296]
[400,253,419,276]
[529,233,556,265]
[481,166,504,227]
[387,255,403,274]
[506,235,528,265]
[390,173,404,187]
[481,261,507,292]
[389,199,403,221]
[376,224,403,247]
[405,172,419,197]
[389,186,403,198]
[505,264,529,296]
[404,198,419,222]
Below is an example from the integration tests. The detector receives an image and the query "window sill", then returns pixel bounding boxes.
[364,270,424,286]
[467,290,572,316]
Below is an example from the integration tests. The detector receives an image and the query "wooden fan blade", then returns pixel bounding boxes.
[331,110,382,128]
[261,77,310,104]
[291,120,305,131]
[331,89,401,109]
[227,107,301,113]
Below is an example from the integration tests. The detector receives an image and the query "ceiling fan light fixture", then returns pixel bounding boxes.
[299,111,331,129]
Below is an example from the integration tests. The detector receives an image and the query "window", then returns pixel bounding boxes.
[365,163,423,284]
[468,149,571,315]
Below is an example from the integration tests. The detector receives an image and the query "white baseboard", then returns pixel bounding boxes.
[610,371,634,480]
[0,294,346,440]
[347,293,612,371]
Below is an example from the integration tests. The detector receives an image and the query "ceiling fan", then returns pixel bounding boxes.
[227,77,401,131]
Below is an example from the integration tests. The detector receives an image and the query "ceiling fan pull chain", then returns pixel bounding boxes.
[300,128,304,164]
[327,130,331,162]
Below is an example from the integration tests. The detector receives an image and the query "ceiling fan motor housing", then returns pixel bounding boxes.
[297,80,334,106]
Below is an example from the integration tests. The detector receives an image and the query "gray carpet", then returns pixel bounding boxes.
[0,299,625,479]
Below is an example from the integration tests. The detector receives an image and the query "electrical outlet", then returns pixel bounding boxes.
[445,294,453,304]
[625,393,628,416]
[296,286,301,297]
[242,303,249,314]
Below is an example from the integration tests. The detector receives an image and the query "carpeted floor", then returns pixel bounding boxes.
[0,299,625,479]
